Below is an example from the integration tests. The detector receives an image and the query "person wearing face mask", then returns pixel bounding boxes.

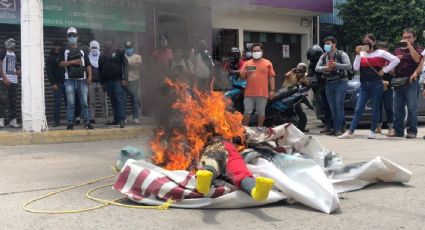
[152,35,173,71]
[240,43,276,127]
[315,36,352,136]
[193,39,215,91]
[0,37,21,128]
[243,43,253,61]
[46,40,66,127]
[59,27,94,130]
[338,34,400,139]
[99,39,129,128]
[389,28,424,139]
[374,41,396,136]
[123,41,143,124]
[87,40,108,125]
[281,63,309,132]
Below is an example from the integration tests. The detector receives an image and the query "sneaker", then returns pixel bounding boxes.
[367,131,376,139]
[106,121,118,126]
[423,136,425,140]
[85,123,94,130]
[375,127,382,134]
[0,118,4,128]
[119,120,125,128]
[90,119,96,124]
[133,118,141,124]
[320,128,332,133]
[334,130,343,136]
[387,128,395,136]
[338,130,354,139]
[66,124,74,130]
[75,117,81,125]
[9,118,20,128]
[387,132,403,137]
[406,133,417,139]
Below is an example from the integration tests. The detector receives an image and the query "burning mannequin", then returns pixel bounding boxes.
[196,136,274,201]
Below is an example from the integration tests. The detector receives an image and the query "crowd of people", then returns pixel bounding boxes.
[0,27,144,130]
[312,28,425,140]
[0,27,219,131]
[1,26,425,139]
[224,28,425,140]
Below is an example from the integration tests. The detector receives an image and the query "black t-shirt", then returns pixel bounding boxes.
[60,47,91,80]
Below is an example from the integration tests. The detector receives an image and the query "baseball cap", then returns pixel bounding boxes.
[67,27,78,36]
[125,41,133,48]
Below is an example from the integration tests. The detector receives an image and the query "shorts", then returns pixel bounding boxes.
[243,96,268,116]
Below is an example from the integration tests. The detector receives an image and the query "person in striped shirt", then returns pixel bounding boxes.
[339,34,400,139]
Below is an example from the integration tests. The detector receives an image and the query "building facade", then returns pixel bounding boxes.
[211,0,332,87]
[0,0,332,122]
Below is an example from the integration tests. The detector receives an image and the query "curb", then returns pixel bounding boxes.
[0,126,155,146]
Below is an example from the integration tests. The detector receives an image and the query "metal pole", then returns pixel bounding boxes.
[20,0,48,132]
[316,16,320,44]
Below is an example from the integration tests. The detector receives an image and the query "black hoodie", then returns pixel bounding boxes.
[99,49,128,84]
[46,49,66,85]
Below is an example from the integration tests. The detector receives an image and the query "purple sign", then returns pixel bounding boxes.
[237,0,333,13]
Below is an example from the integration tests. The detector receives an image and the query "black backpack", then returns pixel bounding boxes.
[67,48,85,79]
[322,50,354,80]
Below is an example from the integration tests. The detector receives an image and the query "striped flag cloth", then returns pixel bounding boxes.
[113,160,237,203]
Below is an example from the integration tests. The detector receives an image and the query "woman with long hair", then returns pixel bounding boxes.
[338,34,400,139]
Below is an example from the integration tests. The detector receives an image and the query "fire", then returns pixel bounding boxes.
[149,78,245,170]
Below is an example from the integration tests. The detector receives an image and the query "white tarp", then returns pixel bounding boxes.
[114,124,412,213]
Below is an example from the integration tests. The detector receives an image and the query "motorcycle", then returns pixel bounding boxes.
[262,85,313,127]
[224,69,246,114]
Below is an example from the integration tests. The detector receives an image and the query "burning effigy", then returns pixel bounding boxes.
[113,80,412,213]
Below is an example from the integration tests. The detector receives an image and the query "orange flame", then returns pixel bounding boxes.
[149,78,245,170]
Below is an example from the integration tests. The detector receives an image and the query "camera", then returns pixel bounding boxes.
[398,41,408,48]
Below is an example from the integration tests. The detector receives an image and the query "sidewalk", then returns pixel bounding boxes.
[0,117,156,146]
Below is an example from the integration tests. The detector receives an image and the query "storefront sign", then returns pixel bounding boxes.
[282,45,290,58]
[0,0,146,32]
[0,0,20,24]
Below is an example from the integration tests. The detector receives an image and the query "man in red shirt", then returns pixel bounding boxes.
[241,43,276,127]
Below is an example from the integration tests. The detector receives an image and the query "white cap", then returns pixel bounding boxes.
[67,27,77,35]
[90,40,100,49]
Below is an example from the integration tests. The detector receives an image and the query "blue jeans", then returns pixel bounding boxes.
[104,81,126,122]
[65,79,90,125]
[53,83,66,124]
[394,80,419,136]
[349,80,384,133]
[379,89,394,126]
[325,80,348,132]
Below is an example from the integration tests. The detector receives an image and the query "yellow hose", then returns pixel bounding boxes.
[22,172,173,214]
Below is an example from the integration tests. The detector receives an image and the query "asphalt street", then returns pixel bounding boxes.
[1,123,425,230]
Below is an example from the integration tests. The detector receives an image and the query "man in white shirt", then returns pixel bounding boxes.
[0,38,20,128]
[123,41,143,124]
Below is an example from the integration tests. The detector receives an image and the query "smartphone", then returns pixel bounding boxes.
[398,41,408,48]
[293,69,302,74]
[246,66,256,72]
[361,45,369,52]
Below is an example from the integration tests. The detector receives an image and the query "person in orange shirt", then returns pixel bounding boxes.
[241,43,276,127]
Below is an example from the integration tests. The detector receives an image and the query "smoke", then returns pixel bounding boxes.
[70,0,256,128]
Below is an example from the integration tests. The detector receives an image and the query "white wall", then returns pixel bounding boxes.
[211,4,314,64]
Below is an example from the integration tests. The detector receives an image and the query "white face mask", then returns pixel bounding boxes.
[252,51,263,60]
[90,49,99,56]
